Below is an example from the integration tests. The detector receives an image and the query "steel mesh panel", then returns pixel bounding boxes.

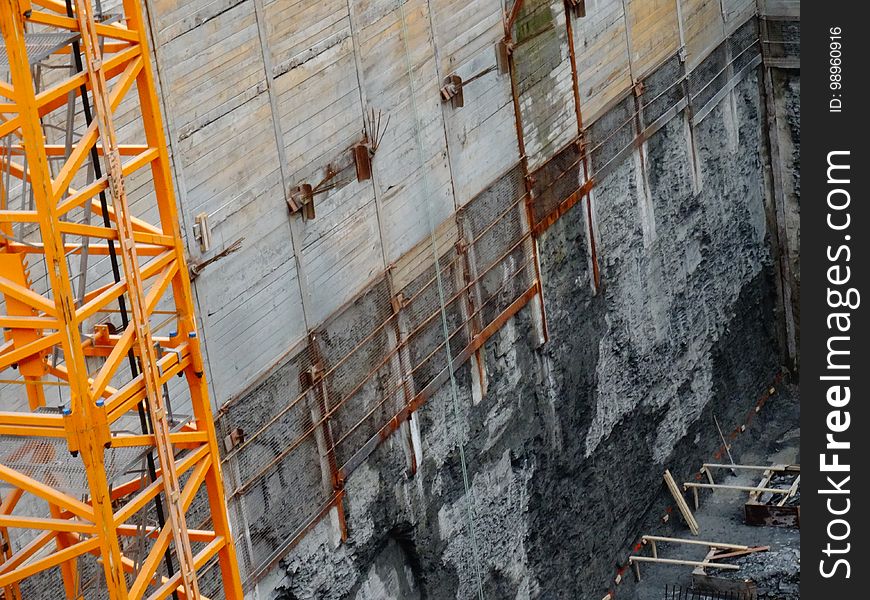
[688,45,728,112]
[588,95,636,176]
[198,559,226,600]
[731,18,761,71]
[216,343,329,583]
[530,144,582,229]
[321,278,396,468]
[400,245,465,394]
[760,18,799,62]
[463,167,533,324]
[641,54,687,127]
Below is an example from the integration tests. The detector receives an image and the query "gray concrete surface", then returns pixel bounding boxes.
[261,40,793,600]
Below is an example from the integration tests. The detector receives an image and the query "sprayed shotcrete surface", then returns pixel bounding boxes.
[261,69,786,600]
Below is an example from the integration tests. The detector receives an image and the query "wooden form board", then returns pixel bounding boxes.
[354,0,456,263]
[149,0,311,404]
[571,0,633,124]
[680,0,726,69]
[721,0,757,34]
[268,1,386,324]
[430,0,521,204]
[514,0,577,170]
[158,1,266,136]
[178,93,308,403]
[149,0,248,44]
[299,188,384,325]
[624,0,681,79]
[270,36,363,184]
[664,469,700,535]
[430,0,503,71]
[263,0,351,73]
[195,224,307,404]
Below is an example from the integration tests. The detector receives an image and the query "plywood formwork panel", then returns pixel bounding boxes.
[149,0,249,45]
[441,68,519,205]
[177,95,280,227]
[274,36,360,185]
[512,0,577,170]
[147,0,317,405]
[263,0,351,74]
[174,89,306,406]
[430,0,519,204]
[625,0,681,79]
[680,0,726,69]
[354,0,456,263]
[721,0,756,34]
[429,0,502,70]
[157,1,266,136]
[269,1,385,325]
[300,188,383,325]
[570,0,633,124]
[195,223,307,406]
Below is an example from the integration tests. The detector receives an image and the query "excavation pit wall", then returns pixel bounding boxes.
[206,24,790,600]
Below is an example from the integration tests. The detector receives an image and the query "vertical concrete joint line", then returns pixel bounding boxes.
[505,5,549,342]
[346,0,391,272]
[253,0,312,331]
[563,4,600,293]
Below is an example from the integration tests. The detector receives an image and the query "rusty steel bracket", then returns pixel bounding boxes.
[92,322,114,346]
[353,142,373,181]
[303,361,325,387]
[193,212,212,252]
[442,66,499,107]
[440,74,464,108]
[633,80,645,97]
[287,183,316,220]
[565,0,586,18]
[390,292,410,314]
[505,0,525,35]
[354,108,390,181]
[495,38,513,74]
[189,237,244,280]
[223,427,246,453]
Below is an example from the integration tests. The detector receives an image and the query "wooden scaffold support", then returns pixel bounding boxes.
[629,535,768,582]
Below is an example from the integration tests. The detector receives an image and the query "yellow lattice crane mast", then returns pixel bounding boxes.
[0,0,243,597]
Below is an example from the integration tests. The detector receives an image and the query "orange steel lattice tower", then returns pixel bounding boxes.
[0,0,243,598]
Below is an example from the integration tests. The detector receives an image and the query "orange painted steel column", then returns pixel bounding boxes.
[0,0,244,597]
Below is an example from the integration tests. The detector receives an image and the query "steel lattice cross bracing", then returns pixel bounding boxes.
[0,1,242,598]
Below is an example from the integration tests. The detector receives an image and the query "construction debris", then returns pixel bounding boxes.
[664,470,701,535]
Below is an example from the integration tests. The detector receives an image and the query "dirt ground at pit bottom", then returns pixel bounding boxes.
[616,384,800,600]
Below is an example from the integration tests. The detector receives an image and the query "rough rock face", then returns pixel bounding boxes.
[773,67,801,359]
[264,65,785,600]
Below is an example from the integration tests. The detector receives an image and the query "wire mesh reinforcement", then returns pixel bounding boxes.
[201,157,535,591]
[196,16,766,595]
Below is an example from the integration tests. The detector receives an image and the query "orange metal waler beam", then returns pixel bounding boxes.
[0,1,244,598]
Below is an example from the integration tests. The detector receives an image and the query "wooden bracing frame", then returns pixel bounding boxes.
[0,1,243,598]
